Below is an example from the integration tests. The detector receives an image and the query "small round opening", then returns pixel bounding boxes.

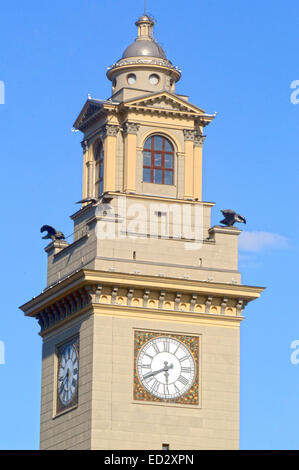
[112,78,117,89]
[149,74,160,85]
[127,73,136,85]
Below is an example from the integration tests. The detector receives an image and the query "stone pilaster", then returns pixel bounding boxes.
[100,124,119,192]
[183,129,196,199]
[123,122,140,193]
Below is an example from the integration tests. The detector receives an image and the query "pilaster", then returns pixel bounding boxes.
[100,124,119,193]
[123,122,140,193]
[193,134,205,201]
[81,140,89,200]
[183,129,196,199]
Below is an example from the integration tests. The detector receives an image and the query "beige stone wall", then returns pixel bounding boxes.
[111,66,173,97]
[90,313,240,450]
[45,234,97,287]
[40,313,94,450]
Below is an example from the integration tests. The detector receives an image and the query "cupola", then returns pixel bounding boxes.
[107,15,181,98]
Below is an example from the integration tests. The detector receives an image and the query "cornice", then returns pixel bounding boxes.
[124,105,200,119]
[70,193,216,225]
[81,270,265,299]
[107,61,181,82]
[74,93,215,132]
[209,226,242,236]
[105,191,216,206]
[26,280,250,336]
[20,268,265,326]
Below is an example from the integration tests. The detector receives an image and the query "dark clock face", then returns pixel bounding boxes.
[56,337,79,413]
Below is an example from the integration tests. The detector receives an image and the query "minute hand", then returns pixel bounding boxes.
[143,363,173,380]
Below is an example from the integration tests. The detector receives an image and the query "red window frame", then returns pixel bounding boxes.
[143,135,174,185]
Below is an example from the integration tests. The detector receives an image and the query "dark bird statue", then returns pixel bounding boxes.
[40,225,66,241]
[102,196,114,204]
[76,195,114,205]
[220,210,246,227]
[76,197,98,205]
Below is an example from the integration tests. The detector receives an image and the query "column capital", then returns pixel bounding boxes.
[100,124,120,139]
[123,122,140,135]
[81,140,88,152]
[194,134,206,147]
[183,129,197,141]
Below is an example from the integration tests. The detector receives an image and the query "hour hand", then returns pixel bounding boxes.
[143,362,173,379]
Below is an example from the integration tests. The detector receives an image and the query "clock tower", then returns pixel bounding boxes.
[21,14,263,450]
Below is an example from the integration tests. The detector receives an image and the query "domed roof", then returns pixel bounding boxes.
[106,14,181,83]
[122,39,166,59]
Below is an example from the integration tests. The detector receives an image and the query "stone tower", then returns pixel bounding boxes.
[20,14,263,450]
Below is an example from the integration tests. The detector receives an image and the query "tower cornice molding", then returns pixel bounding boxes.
[30,283,253,336]
[20,268,265,336]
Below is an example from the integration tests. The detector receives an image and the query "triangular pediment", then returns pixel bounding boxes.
[74,99,117,131]
[123,91,206,116]
[74,100,103,129]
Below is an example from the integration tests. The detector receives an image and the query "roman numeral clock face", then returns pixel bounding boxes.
[56,338,79,414]
[134,332,199,405]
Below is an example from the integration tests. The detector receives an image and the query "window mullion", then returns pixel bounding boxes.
[151,148,155,183]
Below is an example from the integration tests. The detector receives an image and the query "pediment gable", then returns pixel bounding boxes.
[74,100,103,129]
[74,99,117,131]
[123,92,206,116]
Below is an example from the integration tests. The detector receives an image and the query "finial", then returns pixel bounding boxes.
[136,7,155,39]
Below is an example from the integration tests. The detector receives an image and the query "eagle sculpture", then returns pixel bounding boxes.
[40,225,66,241]
[76,195,114,205]
[220,210,246,227]
[76,197,98,205]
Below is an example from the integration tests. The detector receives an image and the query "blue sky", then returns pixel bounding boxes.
[0,0,298,450]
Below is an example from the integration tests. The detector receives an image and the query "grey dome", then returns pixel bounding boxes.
[122,39,166,60]
[137,15,153,22]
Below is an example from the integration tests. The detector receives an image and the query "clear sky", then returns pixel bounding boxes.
[0,0,298,450]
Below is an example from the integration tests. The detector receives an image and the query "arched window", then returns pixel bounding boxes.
[143,135,174,185]
[95,142,104,196]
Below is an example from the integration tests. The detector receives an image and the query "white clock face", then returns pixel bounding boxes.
[137,336,196,400]
[58,343,79,407]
